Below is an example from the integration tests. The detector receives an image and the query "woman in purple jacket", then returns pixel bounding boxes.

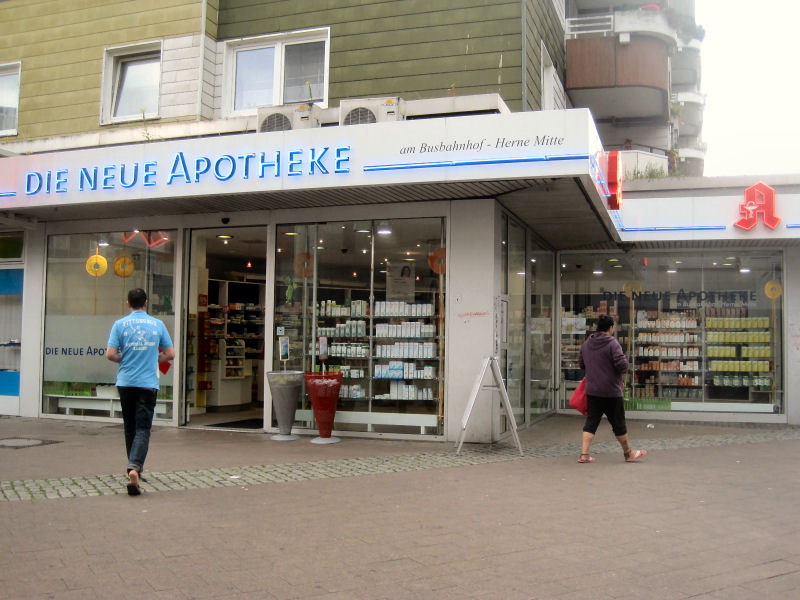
[578,315,646,463]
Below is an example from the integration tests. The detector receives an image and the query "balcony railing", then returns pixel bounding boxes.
[566,15,614,38]
[566,10,676,44]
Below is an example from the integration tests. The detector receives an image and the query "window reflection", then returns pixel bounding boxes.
[42,231,176,419]
[560,251,783,413]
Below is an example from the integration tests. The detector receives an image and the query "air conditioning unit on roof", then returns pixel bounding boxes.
[257,103,318,132]
[339,97,404,126]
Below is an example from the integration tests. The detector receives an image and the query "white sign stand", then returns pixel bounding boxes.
[455,356,523,456]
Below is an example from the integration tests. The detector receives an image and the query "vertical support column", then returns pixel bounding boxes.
[19,225,46,417]
[785,247,800,425]
[445,199,498,442]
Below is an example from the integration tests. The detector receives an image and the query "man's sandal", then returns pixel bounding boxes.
[126,469,141,496]
[577,453,595,463]
[625,449,647,462]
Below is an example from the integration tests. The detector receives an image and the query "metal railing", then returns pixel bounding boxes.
[605,143,669,157]
[565,15,613,39]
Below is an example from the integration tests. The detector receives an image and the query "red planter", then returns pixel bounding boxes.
[304,372,342,438]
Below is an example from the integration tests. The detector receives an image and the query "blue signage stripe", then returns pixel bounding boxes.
[589,155,610,197]
[0,191,17,197]
[621,225,728,232]
[0,371,20,396]
[786,224,800,228]
[362,153,591,172]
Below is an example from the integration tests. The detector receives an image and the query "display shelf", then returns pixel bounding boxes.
[559,295,781,410]
[702,310,775,402]
[203,281,266,410]
[304,298,442,407]
[630,308,705,403]
[224,339,245,379]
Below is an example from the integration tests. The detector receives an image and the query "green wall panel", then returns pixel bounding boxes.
[0,0,202,142]
[217,0,526,109]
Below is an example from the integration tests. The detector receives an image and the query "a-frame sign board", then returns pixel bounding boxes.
[455,356,523,456]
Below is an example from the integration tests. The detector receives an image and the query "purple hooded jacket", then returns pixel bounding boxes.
[579,332,628,398]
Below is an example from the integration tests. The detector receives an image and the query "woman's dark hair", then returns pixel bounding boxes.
[400,266,411,277]
[597,315,615,332]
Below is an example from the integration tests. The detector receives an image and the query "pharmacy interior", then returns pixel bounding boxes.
[559,249,784,415]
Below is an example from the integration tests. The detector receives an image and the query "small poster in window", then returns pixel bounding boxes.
[278,336,290,361]
[386,264,415,303]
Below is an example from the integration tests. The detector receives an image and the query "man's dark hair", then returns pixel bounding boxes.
[597,315,615,332]
[128,288,147,310]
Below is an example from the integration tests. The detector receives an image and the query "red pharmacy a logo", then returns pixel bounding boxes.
[734,182,780,231]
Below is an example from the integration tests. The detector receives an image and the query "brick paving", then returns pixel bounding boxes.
[3,425,800,502]
[1,415,800,599]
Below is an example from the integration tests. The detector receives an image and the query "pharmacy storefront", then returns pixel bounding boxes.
[558,177,800,424]
[0,107,621,442]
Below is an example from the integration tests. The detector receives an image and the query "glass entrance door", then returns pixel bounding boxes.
[182,226,267,428]
[506,220,527,426]
[499,215,526,429]
[529,250,554,416]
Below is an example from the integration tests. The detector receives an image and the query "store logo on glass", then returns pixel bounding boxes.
[734,182,780,231]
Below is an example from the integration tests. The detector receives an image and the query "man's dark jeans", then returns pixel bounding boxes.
[118,386,157,473]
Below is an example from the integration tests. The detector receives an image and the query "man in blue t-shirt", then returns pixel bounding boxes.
[107,288,174,496]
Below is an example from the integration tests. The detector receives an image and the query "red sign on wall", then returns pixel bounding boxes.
[734,182,780,231]
[606,151,623,210]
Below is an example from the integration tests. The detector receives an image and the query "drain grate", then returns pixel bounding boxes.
[0,437,61,449]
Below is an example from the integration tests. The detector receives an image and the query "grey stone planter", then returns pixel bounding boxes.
[267,371,304,441]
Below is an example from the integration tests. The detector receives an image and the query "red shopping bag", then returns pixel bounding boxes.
[569,378,588,416]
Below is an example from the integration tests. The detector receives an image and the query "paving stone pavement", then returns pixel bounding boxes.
[3,424,800,502]
[2,414,800,599]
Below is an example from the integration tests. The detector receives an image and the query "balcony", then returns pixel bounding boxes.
[566,34,671,122]
[566,10,676,123]
[619,149,669,179]
[672,91,705,138]
[672,38,702,88]
[676,144,705,177]
[566,9,678,44]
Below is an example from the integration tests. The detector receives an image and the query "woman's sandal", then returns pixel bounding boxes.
[625,449,647,462]
[577,453,595,463]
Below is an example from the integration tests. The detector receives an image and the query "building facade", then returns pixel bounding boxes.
[565,0,705,177]
[5,1,796,443]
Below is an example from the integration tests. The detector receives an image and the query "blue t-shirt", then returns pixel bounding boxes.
[107,310,173,390]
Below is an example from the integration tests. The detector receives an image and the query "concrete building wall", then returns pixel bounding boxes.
[445,199,498,442]
[18,225,45,418]
[161,34,203,121]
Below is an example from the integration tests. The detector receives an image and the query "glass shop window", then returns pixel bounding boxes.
[559,251,783,414]
[42,230,177,419]
[273,217,446,436]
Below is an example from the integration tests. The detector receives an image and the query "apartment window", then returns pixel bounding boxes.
[101,42,161,124]
[0,63,21,135]
[225,28,329,115]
